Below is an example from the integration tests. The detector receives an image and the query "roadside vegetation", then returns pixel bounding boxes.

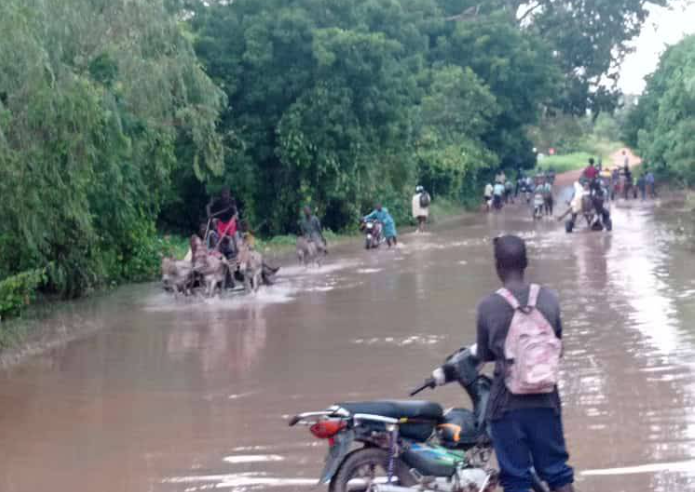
[0,0,673,320]
[531,113,627,174]
[623,35,695,186]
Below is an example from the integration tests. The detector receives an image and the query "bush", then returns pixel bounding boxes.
[0,269,46,321]
[537,152,594,174]
[0,0,225,298]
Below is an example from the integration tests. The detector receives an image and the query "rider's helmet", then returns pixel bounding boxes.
[416,185,424,193]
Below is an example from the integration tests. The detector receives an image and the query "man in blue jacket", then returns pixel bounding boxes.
[364,203,398,247]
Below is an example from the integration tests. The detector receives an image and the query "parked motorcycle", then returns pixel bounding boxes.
[361,219,384,250]
[289,346,546,492]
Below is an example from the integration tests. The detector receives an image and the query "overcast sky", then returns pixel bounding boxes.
[619,2,695,94]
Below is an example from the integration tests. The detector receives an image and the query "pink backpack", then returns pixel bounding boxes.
[497,284,562,395]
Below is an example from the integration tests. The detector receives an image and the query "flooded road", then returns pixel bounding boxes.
[2,197,695,492]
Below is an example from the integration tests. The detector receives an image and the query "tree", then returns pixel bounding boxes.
[415,66,499,200]
[443,0,671,114]
[0,0,225,296]
[190,0,563,233]
[433,12,560,167]
[627,35,695,183]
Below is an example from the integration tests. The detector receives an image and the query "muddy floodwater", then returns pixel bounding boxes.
[1,198,695,492]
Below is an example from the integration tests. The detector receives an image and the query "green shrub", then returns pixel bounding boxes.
[0,269,46,321]
[536,152,594,174]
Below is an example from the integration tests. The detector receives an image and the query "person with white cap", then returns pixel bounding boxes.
[412,185,431,233]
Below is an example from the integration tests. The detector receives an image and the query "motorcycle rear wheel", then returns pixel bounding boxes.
[329,448,415,492]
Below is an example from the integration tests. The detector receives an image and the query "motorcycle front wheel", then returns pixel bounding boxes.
[329,448,415,492]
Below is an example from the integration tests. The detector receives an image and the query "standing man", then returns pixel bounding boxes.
[515,173,523,198]
[299,205,328,253]
[583,158,599,183]
[493,181,506,211]
[645,170,656,198]
[623,166,633,200]
[637,174,646,201]
[412,186,431,233]
[611,168,620,201]
[476,235,575,492]
[484,182,494,212]
[504,180,514,204]
[547,167,556,185]
[541,178,554,216]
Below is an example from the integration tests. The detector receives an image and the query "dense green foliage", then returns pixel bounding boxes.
[188,0,565,233]
[624,35,695,184]
[487,0,667,114]
[0,0,225,298]
[0,269,46,320]
[529,113,624,173]
[0,0,671,312]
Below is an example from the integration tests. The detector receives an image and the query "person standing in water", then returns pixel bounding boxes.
[540,178,554,216]
[484,182,494,212]
[645,170,656,198]
[299,205,328,253]
[411,186,431,233]
[476,235,575,492]
[493,181,505,211]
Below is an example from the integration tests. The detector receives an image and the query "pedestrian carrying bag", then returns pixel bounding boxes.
[419,192,431,208]
[497,284,561,394]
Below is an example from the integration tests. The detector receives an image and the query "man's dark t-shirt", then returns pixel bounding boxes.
[300,215,323,240]
[476,284,562,420]
[211,198,237,222]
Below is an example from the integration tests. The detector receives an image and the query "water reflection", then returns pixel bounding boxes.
[2,202,695,492]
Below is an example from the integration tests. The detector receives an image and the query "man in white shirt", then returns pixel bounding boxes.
[411,186,430,233]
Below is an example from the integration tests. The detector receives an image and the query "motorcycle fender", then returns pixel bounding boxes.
[319,429,355,484]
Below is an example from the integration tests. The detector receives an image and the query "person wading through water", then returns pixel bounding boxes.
[476,235,575,492]
[299,206,328,253]
[412,186,431,233]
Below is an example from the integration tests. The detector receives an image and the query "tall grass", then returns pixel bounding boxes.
[536,152,595,174]
[535,138,624,174]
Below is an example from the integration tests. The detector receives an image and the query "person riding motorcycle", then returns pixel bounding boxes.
[364,203,397,247]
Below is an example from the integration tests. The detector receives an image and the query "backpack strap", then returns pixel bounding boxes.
[496,288,520,310]
[528,284,541,308]
[498,285,541,311]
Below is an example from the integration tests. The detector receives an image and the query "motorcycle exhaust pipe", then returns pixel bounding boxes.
[372,485,415,492]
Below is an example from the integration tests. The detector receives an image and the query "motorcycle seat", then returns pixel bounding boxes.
[337,400,443,421]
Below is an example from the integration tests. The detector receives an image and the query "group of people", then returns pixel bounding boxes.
[203,188,577,491]
[591,150,657,202]
[203,185,433,261]
[359,185,432,249]
[484,173,510,211]
[204,187,329,260]
[483,171,555,217]
[195,186,283,285]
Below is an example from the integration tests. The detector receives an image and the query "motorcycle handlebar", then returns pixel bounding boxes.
[409,378,436,397]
